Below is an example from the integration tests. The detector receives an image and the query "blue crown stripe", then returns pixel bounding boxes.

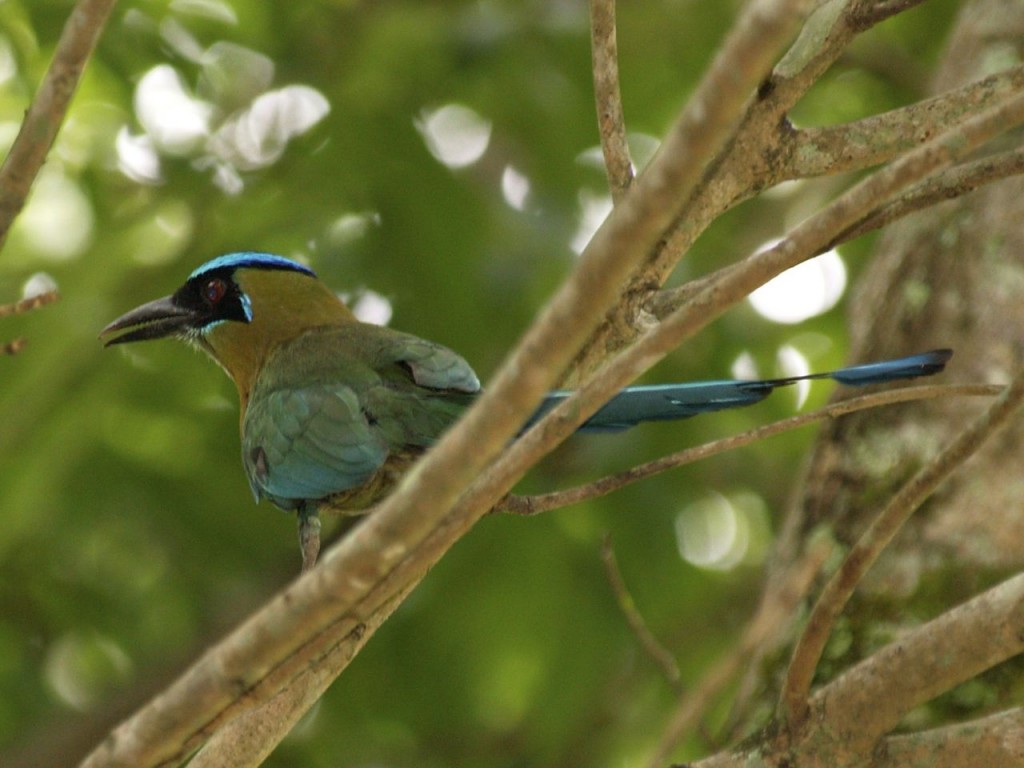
[189,252,317,279]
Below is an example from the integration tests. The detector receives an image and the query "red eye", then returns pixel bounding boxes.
[204,278,227,305]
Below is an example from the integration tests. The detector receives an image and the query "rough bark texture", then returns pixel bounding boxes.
[788,0,1024,723]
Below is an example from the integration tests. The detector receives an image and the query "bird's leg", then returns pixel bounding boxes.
[297,505,321,572]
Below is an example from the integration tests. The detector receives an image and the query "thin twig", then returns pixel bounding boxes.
[646,534,833,768]
[589,0,634,202]
[782,369,1024,730]
[600,536,682,695]
[830,147,1024,247]
[0,290,60,318]
[1,291,60,357]
[0,0,117,252]
[2,339,26,355]
[501,385,1000,516]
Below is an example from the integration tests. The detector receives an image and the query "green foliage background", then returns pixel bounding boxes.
[0,1,959,765]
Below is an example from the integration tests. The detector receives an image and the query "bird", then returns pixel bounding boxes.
[100,252,953,570]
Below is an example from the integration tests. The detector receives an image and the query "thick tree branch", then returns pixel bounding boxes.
[877,709,1024,768]
[186,586,412,768]
[697,709,1024,768]
[806,574,1024,758]
[783,367,1024,730]
[769,0,932,110]
[786,65,1024,179]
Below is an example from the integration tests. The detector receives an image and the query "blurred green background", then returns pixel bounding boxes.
[0,1,959,765]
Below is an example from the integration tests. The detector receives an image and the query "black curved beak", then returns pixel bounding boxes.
[100,296,198,347]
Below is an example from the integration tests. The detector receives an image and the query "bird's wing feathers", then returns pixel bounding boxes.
[242,383,387,507]
[380,333,481,393]
[241,323,479,508]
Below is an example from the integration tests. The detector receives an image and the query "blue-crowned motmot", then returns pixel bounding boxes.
[101,252,953,570]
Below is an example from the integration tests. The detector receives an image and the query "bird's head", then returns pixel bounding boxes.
[101,252,354,397]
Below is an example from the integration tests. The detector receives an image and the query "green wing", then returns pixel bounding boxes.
[241,323,479,509]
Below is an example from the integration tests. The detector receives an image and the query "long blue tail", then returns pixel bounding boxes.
[526,349,952,433]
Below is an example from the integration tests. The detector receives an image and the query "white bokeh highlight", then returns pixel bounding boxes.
[676,491,769,571]
[749,247,847,324]
[416,103,492,169]
[571,190,612,255]
[501,165,530,210]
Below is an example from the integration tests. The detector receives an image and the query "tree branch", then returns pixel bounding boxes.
[596,0,940,355]
[600,536,682,695]
[877,708,1024,768]
[0,0,117,252]
[589,0,634,202]
[807,574,1024,758]
[569,0,818,376]
[768,0,932,110]
[1,289,60,356]
[501,385,999,516]
[783,367,1024,730]
[186,586,412,768]
[646,535,833,767]
[786,65,1024,179]
[0,291,60,318]
[828,146,1024,247]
